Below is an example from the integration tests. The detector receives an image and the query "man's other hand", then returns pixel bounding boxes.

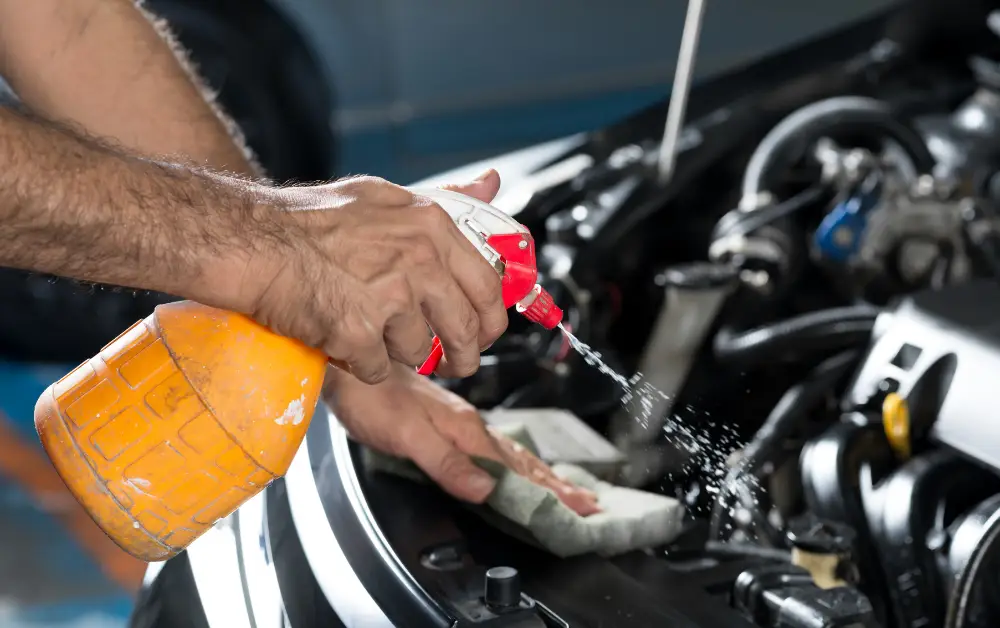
[323,363,601,516]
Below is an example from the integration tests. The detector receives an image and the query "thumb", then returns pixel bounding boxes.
[406,428,497,503]
[440,168,501,204]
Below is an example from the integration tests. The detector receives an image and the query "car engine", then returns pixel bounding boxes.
[419,4,1000,628]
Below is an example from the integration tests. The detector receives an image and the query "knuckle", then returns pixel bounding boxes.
[405,334,434,362]
[418,203,452,230]
[406,236,441,267]
[385,326,433,366]
[453,417,489,447]
[351,364,389,385]
[487,311,509,340]
[336,313,382,355]
[456,309,480,344]
[435,448,469,478]
[321,341,347,364]
[336,174,384,193]
[340,175,411,204]
[448,353,479,377]
[380,274,417,313]
[366,360,392,384]
[471,272,503,307]
[454,362,480,378]
[396,348,428,368]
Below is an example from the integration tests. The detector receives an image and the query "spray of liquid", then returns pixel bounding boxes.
[556,322,755,521]
[557,323,631,389]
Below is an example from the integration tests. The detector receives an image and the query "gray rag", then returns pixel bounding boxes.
[361,421,685,558]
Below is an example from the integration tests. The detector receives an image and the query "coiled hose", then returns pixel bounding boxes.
[708,349,862,542]
[714,304,881,369]
[740,96,936,206]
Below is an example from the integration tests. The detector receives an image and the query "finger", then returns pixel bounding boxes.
[439,169,509,348]
[439,168,502,203]
[445,250,508,351]
[384,312,434,367]
[530,471,601,516]
[344,347,393,385]
[417,274,482,377]
[406,427,497,503]
[402,190,496,375]
[550,483,602,516]
[429,405,500,461]
[323,309,393,384]
[371,273,435,366]
[487,429,602,516]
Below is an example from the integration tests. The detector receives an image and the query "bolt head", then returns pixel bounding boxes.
[833,226,855,247]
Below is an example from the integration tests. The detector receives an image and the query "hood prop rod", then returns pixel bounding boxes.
[657,0,707,185]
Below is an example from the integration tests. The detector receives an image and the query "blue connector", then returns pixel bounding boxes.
[814,177,882,264]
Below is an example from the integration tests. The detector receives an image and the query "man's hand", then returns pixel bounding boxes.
[323,363,601,516]
[230,170,509,384]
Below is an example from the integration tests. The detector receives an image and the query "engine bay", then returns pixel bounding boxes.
[408,4,1000,627]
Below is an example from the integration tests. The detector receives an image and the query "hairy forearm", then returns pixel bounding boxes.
[0,106,273,307]
[0,0,260,176]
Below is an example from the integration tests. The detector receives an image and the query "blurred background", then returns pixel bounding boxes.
[0,0,893,626]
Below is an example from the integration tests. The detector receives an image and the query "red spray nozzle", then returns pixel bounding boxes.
[517,284,563,330]
[417,224,562,375]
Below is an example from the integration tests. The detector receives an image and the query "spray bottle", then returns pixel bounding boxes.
[34,189,562,561]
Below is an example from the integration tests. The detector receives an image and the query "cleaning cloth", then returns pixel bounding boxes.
[361,417,685,558]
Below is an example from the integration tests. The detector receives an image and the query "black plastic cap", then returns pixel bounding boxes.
[786,514,857,554]
[484,566,521,608]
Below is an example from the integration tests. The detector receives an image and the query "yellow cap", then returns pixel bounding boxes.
[882,392,911,459]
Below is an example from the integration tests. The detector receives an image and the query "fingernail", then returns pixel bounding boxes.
[473,169,494,183]
[468,472,497,497]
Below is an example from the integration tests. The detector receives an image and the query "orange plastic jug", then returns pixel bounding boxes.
[34,301,328,561]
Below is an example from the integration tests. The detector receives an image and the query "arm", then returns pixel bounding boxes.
[0,0,260,177]
[0,105,264,308]
[0,106,508,382]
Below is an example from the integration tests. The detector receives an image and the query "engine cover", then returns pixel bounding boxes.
[847,280,1000,471]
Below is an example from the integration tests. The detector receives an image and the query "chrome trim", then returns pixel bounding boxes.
[174,480,291,628]
[187,518,253,628]
[236,493,286,628]
[322,407,443,617]
[141,561,165,588]
[284,406,391,626]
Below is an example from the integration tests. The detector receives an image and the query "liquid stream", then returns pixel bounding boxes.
[557,323,757,521]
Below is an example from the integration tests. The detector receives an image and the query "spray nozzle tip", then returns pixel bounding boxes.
[518,286,563,330]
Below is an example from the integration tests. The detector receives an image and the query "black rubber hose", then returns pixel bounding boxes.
[714,305,881,368]
[740,96,936,204]
[708,349,861,542]
[712,185,827,241]
[704,541,791,563]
